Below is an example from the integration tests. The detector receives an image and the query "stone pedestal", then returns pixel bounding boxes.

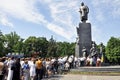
[76,23,92,57]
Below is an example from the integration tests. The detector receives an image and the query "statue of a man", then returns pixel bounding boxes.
[100,43,103,54]
[90,41,97,57]
[82,47,88,58]
[79,2,89,23]
[99,42,103,58]
[76,37,79,45]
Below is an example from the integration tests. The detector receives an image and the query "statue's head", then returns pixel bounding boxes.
[81,2,84,6]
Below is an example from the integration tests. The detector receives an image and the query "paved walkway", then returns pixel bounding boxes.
[42,66,120,80]
[42,74,120,80]
[71,65,120,72]
[80,65,120,68]
[60,74,120,80]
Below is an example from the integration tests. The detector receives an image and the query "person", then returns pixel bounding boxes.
[35,58,43,80]
[42,58,46,78]
[22,60,30,80]
[65,61,70,71]
[96,57,101,66]
[68,55,74,69]
[86,56,90,66]
[29,58,36,80]
[79,2,89,22]
[7,57,14,80]
[20,58,25,68]
[0,58,5,80]
[12,58,21,80]
[46,58,51,77]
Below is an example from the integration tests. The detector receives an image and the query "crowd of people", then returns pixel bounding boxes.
[0,55,72,80]
[0,54,103,80]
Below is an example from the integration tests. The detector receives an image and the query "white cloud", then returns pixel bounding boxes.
[49,1,79,25]
[0,0,47,24]
[0,12,13,27]
[44,1,80,39]
[0,0,79,40]
[112,0,120,17]
[91,0,120,19]
[89,0,120,44]
[1,17,13,28]
[47,23,73,40]
[3,0,119,43]
[44,0,80,40]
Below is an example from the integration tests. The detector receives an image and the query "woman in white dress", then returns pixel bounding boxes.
[29,58,36,80]
[7,57,14,80]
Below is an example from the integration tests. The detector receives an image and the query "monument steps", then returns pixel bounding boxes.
[71,66,120,72]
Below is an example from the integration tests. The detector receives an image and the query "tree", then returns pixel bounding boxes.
[47,36,58,57]
[69,42,76,56]
[13,38,24,53]
[106,37,120,64]
[56,42,75,57]
[0,30,76,57]
[0,30,5,56]
[24,36,37,56]
[24,36,48,57]
[36,37,48,57]
[4,32,21,54]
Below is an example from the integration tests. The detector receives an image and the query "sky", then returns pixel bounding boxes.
[0,0,120,45]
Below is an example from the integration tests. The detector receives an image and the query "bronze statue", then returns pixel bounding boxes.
[99,42,104,58]
[79,2,89,23]
[100,43,103,54]
[90,41,97,57]
[82,47,88,58]
[76,37,79,45]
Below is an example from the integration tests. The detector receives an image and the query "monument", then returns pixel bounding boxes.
[90,41,97,57]
[75,2,92,57]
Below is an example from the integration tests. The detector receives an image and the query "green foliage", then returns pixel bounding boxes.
[0,30,75,57]
[24,36,48,57]
[36,37,48,57]
[1,30,120,62]
[47,36,58,57]
[47,38,75,57]
[0,30,4,56]
[4,32,22,53]
[56,42,75,57]
[106,37,120,64]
